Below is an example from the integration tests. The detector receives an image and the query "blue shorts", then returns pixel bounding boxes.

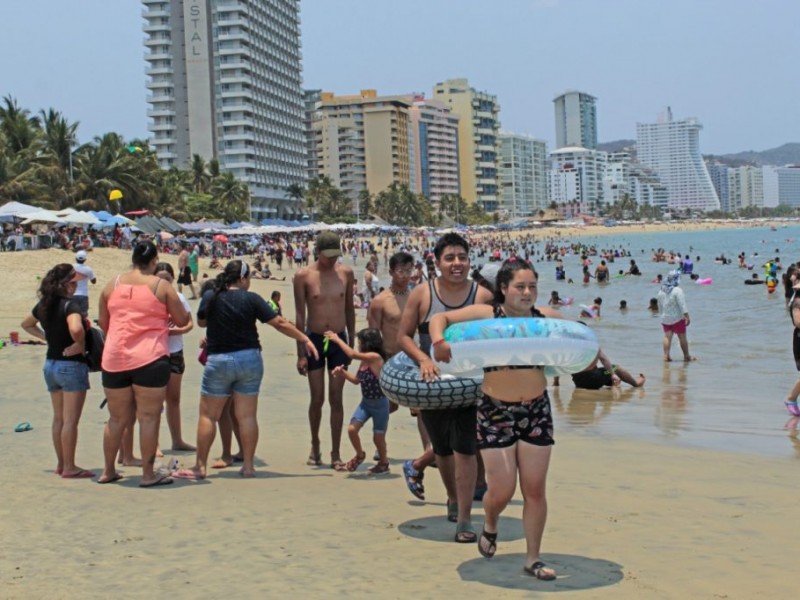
[43,359,90,393]
[351,397,390,434]
[201,348,263,397]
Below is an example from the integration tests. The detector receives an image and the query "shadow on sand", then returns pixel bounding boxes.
[457,552,623,592]
[398,514,524,543]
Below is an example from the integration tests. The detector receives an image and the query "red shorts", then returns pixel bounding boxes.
[662,320,687,334]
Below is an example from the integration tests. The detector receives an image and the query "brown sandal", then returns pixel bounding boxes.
[344,453,366,472]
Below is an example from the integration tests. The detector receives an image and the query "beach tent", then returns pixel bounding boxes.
[21,209,65,224]
[0,201,40,218]
[54,210,101,226]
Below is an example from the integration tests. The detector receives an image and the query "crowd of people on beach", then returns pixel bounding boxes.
[20,227,666,580]
[35,223,800,580]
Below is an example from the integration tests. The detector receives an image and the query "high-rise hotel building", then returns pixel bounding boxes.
[498,132,548,217]
[553,90,597,150]
[310,90,416,201]
[308,90,461,206]
[142,0,306,219]
[636,108,719,212]
[433,79,500,212]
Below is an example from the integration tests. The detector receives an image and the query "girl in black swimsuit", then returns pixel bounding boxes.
[428,258,562,581]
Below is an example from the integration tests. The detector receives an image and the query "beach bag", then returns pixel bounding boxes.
[83,321,105,372]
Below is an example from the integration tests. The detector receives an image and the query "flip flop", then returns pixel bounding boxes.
[524,561,557,581]
[454,521,477,543]
[61,469,96,479]
[14,422,32,433]
[171,468,205,481]
[97,473,124,484]
[139,474,174,488]
[478,529,497,558]
[785,400,800,416]
[402,460,425,500]
[306,452,322,466]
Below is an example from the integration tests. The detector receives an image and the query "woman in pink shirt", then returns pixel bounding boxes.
[97,241,190,487]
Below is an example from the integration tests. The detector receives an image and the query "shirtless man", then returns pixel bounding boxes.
[368,251,415,418]
[594,259,609,283]
[177,244,198,299]
[368,251,414,357]
[294,231,356,470]
[398,233,493,543]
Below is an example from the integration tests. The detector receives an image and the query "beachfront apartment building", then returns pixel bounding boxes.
[728,166,764,211]
[603,152,668,211]
[432,79,501,212]
[408,97,461,202]
[636,108,720,212]
[706,162,731,212]
[309,90,416,203]
[548,146,607,215]
[763,166,800,208]
[498,132,548,217]
[553,90,598,150]
[303,89,322,183]
[142,0,306,220]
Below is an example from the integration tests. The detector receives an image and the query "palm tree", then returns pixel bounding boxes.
[190,154,211,193]
[72,132,154,210]
[211,172,250,222]
[0,96,39,155]
[357,189,372,219]
[306,175,335,220]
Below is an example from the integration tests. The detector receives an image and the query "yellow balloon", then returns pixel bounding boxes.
[109,189,123,201]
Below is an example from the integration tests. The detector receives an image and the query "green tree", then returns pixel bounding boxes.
[211,172,250,222]
[190,154,211,193]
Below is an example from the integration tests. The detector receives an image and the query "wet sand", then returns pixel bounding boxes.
[0,237,796,598]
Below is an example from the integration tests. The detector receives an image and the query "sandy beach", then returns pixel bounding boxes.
[0,230,796,599]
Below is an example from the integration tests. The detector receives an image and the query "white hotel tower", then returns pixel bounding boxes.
[636,108,719,212]
[143,0,306,219]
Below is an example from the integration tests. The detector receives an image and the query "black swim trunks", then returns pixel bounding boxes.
[306,331,351,372]
[177,266,193,286]
[477,391,554,449]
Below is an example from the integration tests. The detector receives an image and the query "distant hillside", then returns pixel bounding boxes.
[598,139,635,153]
[719,143,800,166]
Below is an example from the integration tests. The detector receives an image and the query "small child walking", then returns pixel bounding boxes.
[325,328,390,474]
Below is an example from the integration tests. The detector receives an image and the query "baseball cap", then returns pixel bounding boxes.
[478,263,501,288]
[316,231,342,258]
[75,250,87,262]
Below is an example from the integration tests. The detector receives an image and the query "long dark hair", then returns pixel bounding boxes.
[132,241,158,268]
[206,259,249,314]
[37,263,75,323]
[357,328,387,361]
[493,258,537,305]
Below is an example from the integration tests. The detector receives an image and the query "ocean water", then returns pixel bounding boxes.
[525,224,800,459]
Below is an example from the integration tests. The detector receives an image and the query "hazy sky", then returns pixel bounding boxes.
[1,0,797,154]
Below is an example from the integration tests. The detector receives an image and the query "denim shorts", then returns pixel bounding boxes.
[200,348,263,397]
[351,397,390,433]
[43,359,90,393]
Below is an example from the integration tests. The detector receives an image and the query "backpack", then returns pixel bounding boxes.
[83,323,105,372]
[63,300,105,372]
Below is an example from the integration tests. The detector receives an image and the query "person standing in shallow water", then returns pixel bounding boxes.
[657,271,695,362]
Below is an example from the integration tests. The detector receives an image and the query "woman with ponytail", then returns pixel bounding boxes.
[97,241,190,487]
[21,263,92,479]
[173,259,318,479]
